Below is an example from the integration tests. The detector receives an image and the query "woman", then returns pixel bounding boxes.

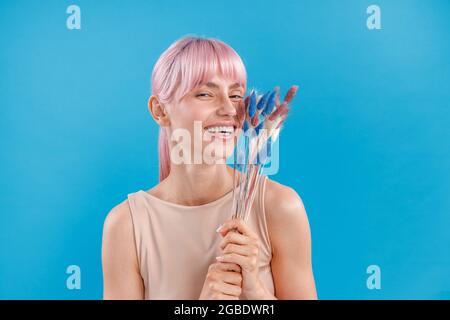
[102,35,317,300]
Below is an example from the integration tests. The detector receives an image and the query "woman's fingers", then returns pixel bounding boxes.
[220,281,242,296]
[213,262,241,273]
[219,230,248,247]
[216,219,260,273]
[217,218,258,240]
[219,230,257,250]
[210,280,242,297]
[222,242,257,258]
[216,253,257,272]
[220,270,243,286]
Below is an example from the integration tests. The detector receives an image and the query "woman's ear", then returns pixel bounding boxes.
[148,95,170,126]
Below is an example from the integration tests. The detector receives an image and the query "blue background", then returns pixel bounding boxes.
[1,0,449,299]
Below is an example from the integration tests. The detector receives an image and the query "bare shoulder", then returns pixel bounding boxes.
[102,198,137,267]
[103,199,134,239]
[263,178,311,252]
[102,198,143,299]
[264,178,307,221]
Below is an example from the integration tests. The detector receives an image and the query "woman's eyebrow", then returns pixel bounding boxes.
[202,82,244,90]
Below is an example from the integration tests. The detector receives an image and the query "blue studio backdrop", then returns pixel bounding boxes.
[0,0,449,299]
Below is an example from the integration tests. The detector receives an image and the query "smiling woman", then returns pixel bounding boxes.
[101,35,317,300]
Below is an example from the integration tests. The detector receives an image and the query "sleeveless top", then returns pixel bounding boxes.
[127,175,274,300]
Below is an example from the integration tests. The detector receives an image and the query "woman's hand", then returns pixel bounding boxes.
[199,261,243,300]
[216,218,272,299]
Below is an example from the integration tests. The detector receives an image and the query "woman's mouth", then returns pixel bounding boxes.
[204,125,235,140]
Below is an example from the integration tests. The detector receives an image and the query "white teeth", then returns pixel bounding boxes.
[206,126,234,134]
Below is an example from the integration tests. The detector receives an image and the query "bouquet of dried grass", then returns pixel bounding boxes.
[231,85,299,222]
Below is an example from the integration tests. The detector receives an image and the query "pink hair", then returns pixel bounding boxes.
[151,35,247,181]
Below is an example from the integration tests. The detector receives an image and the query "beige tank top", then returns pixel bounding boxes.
[127,175,274,300]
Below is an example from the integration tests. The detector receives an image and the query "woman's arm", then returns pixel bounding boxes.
[102,201,145,299]
[265,180,318,299]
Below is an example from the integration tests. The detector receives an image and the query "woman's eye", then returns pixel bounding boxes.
[196,93,212,98]
[195,93,242,100]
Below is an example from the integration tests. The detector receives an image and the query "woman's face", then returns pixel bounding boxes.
[166,74,245,165]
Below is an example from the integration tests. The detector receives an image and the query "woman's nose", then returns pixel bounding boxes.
[217,99,237,116]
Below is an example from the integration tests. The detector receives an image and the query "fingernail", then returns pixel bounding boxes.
[216,256,224,261]
[216,224,223,233]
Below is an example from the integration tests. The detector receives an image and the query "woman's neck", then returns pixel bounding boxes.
[156,164,235,206]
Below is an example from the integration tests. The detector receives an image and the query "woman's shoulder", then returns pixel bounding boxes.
[103,181,163,234]
[264,178,306,216]
[102,198,142,298]
[103,198,134,243]
[263,178,310,249]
